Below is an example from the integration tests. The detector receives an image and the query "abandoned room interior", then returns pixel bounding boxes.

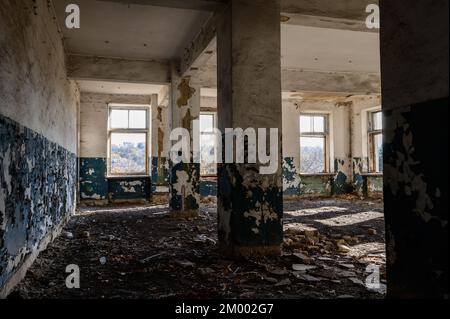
[0,0,448,300]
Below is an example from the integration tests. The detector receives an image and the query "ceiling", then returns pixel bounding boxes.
[205,25,380,74]
[55,0,380,94]
[53,0,211,60]
[77,80,165,95]
[281,25,380,73]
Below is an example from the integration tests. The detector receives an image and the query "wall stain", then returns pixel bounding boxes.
[176,77,196,108]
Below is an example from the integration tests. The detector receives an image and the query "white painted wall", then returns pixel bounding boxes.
[80,93,153,158]
[350,95,382,159]
[0,0,79,153]
[282,94,381,178]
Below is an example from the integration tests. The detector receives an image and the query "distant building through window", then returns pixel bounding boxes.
[299,114,329,174]
[200,112,217,176]
[108,106,149,176]
[368,110,383,173]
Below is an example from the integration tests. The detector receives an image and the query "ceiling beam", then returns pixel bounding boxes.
[196,65,381,94]
[179,12,219,76]
[67,55,170,84]
[281,0,377,21]
[280,12,377,33]
[97,0,227,11]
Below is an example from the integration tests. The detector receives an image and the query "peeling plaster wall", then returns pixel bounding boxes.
[216,0,283,255]
[152,89,171,189]
[79,92,153,201]
[169,70,201,215]
[282,95,382,197]
[282,98,346,196]
[351,95,383,196]
[198,94,382,198]
[380,0,448,298]
[0,0,79,296]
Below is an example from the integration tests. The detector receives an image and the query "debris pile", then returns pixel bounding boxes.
[12,199,386,299]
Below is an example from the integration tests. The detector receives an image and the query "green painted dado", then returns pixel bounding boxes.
[0,114,76,289]
[151,157,169,191]
[80,157,151,201]
[80,158,108,200]
[300,175,333,196]
[108,177,151,200]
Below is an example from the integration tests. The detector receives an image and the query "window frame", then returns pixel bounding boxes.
[299,113,330,174]
[108,105,150,177]
[368,110,383,173]
[199,111,218,177]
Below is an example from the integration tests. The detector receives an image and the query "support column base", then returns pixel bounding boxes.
[169,209,198,219]
[220,245,282,259]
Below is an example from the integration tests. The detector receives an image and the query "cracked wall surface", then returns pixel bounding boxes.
[169,73,201,215]
[0,0,79,296]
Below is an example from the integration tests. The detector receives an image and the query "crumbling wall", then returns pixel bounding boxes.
[282,95,381,197]
[0,0,79,296]
[151,88,171,191]
[351,95,383,196]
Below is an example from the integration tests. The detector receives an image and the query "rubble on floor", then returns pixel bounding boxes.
[10,198,386,299]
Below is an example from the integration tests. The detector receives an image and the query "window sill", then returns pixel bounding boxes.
[299,173,335,177]
[360,173,383,177]
[107,175,150,179]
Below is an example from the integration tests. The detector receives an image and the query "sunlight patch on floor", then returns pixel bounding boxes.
[316,211,384,227]
[285,206,348,217]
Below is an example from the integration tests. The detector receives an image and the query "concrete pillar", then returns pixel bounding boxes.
[216,0,283,257]
[380,1,448,298]
[169,66,201,217]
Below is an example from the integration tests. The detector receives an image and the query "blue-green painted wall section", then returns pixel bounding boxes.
[79,158,151,200]
[0,114,76,288]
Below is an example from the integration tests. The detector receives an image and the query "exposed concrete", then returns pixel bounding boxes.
[281,12,377,33]
[217,0,283,257]
[97,0,227,11]
[380,1,448,110]
[281,69,380,94]
[77,80,164,96]
[169,66,201,216]
[53,0,212,61]
[68,55,170,85]
[380,0,448,298]
[196,65,380,94]
[281,0,377,21]
[180,14,218,76]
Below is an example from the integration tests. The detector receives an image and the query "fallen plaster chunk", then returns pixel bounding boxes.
[292,264,317,272]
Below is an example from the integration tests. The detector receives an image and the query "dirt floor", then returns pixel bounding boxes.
[10,196,386,299]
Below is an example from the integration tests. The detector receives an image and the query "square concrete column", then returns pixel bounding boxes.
[169,66,201,218]
[217,0,283,257]
[380,0,448,298]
